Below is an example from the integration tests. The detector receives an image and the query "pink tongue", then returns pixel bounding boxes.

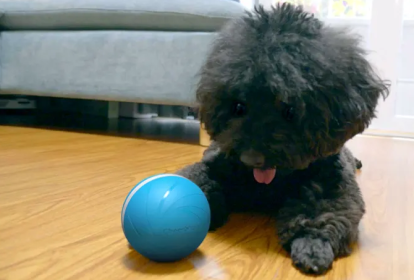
[253,168,276,184]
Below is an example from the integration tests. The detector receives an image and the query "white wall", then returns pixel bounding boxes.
[239,0,255,9]
[396,22,414,117]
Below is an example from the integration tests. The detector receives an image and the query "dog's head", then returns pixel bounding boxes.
[197,4,389,183]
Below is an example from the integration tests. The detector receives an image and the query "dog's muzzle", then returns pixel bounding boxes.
[240,150,277,185]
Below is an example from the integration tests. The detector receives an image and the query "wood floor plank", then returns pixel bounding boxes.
[0,126,413,280]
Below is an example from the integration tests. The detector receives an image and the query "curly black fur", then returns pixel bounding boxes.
[177,4,389,275]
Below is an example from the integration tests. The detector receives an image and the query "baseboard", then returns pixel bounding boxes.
[363,129,414,139]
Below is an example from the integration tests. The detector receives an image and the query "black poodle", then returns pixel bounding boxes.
[177,3,389,275]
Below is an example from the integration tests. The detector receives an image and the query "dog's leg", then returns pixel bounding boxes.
[176,162,229,230]
[275,178,365,275]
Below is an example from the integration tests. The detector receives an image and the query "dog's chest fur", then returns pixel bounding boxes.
[202,143,347,213]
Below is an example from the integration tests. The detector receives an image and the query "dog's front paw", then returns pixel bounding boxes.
[206,191,229,231]
[290,237,334,275]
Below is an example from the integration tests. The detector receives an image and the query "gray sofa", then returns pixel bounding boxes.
[0,0,245,107]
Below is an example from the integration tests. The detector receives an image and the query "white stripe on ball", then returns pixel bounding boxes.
[121,174,184,226]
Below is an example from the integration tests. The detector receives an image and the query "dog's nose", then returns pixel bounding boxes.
[240,150,265,168]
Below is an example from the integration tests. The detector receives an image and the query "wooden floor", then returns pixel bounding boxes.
[0,126,413,280]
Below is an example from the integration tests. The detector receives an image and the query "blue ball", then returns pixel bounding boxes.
[121,174,210,262]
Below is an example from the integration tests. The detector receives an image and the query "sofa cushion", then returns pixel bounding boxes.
[0,30,216,105]
[0,0,245,31]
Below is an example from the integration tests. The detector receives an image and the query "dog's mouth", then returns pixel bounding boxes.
[253,168,276,184]
[239,149,277,184]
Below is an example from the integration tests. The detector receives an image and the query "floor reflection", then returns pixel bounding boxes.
[0,110,200,145]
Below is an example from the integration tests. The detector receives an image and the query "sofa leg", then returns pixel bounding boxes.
[199,122,211,147]
[106,101,120,119]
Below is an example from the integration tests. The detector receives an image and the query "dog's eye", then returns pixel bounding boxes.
[233,103,247,117]
[282,105,295,121]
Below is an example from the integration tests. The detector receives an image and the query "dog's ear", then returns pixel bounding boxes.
[338,53,390,137]
[195,78,227,139]
[308,31,390,157]
[316,28,391,139]
[196,76,214,131]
